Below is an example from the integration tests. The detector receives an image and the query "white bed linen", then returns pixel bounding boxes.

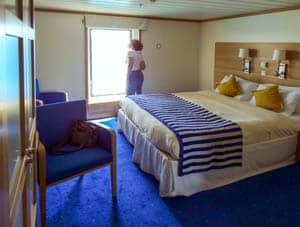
[118,110,298,197]
[120,91,297,159]
[290,114,300,129]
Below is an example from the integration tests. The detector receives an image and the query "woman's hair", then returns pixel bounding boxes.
[131,39,143,51]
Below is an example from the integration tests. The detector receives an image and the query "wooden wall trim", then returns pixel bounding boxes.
[139,30,142,42]
[35,5,300,23]
[84,19,89,104]
[34,7,201,23]
[214,42,300,87]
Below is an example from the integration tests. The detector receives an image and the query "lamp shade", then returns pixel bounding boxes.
[238,48,249,58]
[272,49,286,62]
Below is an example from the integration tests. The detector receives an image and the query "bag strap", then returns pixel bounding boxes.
[50,144,84,155]
[49,127,84,155]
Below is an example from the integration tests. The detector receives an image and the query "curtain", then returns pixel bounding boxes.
[84,15,149,31]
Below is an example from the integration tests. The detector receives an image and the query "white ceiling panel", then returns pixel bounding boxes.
[35,0,300,20]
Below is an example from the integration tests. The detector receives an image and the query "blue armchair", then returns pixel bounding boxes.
[36,79,68,105]
[36,100,116,227]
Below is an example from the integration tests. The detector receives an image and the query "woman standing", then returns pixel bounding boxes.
[126,39,146,95]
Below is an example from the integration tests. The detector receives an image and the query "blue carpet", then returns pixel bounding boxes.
[47,118,300,227]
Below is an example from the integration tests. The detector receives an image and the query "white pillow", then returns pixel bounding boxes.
[215,75,230,93]
[219,75,230,84]
[279,85,300,93]
[236,77,259,101]
[216,75,258,101]
[250,84,300,116]
[254,83,274,90]
[279,85,300,113]
[280,91,300,116]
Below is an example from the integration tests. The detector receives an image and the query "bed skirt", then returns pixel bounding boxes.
[117,109,298,197]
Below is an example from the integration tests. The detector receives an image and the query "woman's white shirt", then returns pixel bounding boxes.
[127,50,144,71]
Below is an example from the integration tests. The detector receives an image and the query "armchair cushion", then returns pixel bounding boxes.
[46,145,112,184]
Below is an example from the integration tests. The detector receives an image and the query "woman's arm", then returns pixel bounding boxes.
[140,61,146,71]
[127,57,133,75]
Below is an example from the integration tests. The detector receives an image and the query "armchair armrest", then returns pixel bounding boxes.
[90,122,116,157]
[90,121,117,196]
[37,141,47,187]
[36,99,44,106]
[297,131,300,161]
[39,91,68,104]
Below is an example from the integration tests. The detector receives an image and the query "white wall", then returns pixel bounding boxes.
[142,20,199,93]
[35,12,200,100]
[198,9,300,90]
[35,12,85,100]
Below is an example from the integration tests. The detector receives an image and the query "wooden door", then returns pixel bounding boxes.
[0,0,37,226]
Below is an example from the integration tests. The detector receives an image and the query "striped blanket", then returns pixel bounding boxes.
[128,94,243,176]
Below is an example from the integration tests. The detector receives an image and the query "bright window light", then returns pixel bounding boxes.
[90,29,130,99]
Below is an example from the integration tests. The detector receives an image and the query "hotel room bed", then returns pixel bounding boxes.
[118,91,299,197]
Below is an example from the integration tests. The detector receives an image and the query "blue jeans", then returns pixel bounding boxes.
[126,70,144,96]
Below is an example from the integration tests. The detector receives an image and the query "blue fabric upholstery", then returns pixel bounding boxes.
[46,145,112,184]
[36,79,68,105]
[36,100,87,150]
[39,92,68,105]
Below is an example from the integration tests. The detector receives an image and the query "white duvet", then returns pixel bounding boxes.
[120,91,298,159]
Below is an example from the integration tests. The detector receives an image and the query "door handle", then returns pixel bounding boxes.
[25,147,35,164]
[25,147,35,155]
[25,154,33,164]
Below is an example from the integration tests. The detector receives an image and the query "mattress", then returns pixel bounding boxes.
[120,91,297,159]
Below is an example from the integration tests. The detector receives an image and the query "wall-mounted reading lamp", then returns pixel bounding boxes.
[238,48,251,73]
[272,49,287,79]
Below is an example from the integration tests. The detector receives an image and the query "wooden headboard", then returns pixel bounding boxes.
[214,42,300,87]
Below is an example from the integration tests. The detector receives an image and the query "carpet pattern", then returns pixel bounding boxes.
[46,118,300,227]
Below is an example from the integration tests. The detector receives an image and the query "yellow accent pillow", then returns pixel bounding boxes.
[253,85,284,112]
[217,75,241,97]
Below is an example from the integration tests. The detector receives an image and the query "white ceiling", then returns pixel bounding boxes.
[35,0,300,20]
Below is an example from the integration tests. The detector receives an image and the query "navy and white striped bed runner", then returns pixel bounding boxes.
[128,94,243,176]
